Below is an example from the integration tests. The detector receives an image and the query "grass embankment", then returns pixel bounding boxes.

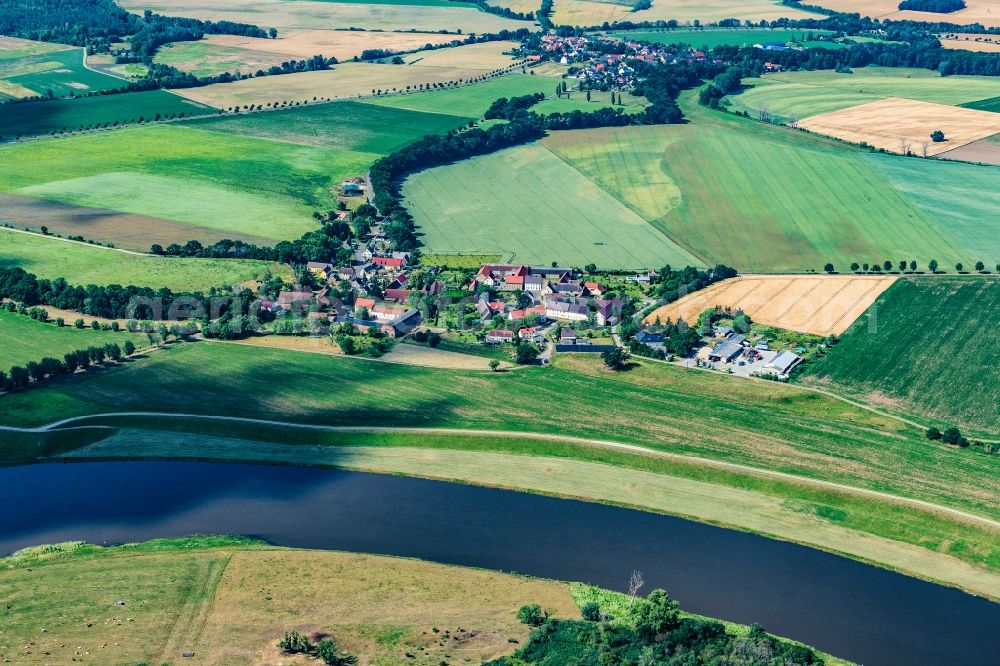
[0,537,580,665]
[2,343,998,597]
[800,277,1000,436]
[0,230,283,291]
[0,311,147,370]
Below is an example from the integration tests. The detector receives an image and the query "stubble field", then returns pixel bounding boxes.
[813,0,1000,27]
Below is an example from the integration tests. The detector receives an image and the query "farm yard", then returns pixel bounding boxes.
[0,229,282,290]
[402,142,703,269]
[796,98,1000,155]
[117,0,531,34]
[155,30,461,77]
[727,67,1000,121]
[643,275,897,336]
[800,277,1000,436]
[0,89,213,140]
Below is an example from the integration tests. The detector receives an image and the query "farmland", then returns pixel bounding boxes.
[0,230,282,291]
[551,0,819,28]
[118,0,531,34]
[797,97,1000,155]
[531,88,648,114]
[361,73,557,116]
[0,123,374,241]
[606,28,835,49]
[0,311,147,370]
[643,275,897,336]
[940,33,1000,52]
[0,538,579,666]
[814,0,1000,28]
[0,47,123,100]
[403,142,703,269]
[0,89,212,140]
[539,101,994,272]
[800,277,1000,436]
[727,67,1000,121]
[155,30,461,77]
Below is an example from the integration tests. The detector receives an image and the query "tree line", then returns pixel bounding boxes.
[0,341,135,393]
[898,0,966,12]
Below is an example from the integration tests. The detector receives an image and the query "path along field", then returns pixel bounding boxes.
[0,538,579,666]
[727,67,1000,121]
[2,344,999,599]
[0,229,283,291]
[815,0,1000,28]
[119,0,531,34]
[797,97,1000,156]
[0,311,147,371]
[534,98,998,272]
[643,275,897,336]
[176,41,523,108]
[402,141,703,269]
[155,30,460,77]
[799,277,1000,436]
[551,0,818,28]
[0,45,123,100]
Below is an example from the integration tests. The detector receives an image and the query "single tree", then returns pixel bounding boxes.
[925,426,942,440]
[910,260,917,272]
[823,263,834,273]
[489,359,501,372]
[581,601,601,621]
[517,604,547,626]
[883,260,892,272]
[634,589,680,639]
[850,262,860,273]
[930,130,945,142]
[956,262,964,272]
[929,259,939,273]
[942,426,962,445]
[601,346,630,371]
[975,260,985,272]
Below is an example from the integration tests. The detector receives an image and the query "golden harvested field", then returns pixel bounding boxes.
[177,42,521,107]
[797,97,1000,156]
[488,0,544,12]
[644,275,897,336]
[553,0,818,26]
[816,0,1000,27]
[213,29,457,60]
[940,33,1000,52]
[118,0,530,33]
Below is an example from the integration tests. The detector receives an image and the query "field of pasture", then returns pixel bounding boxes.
[800,277,1000,435]
[643,275,897,336]
[155,30,461,77]
[361,72,556,116]
[0,45,122,100]
[118,0,530,34]
[606,27,835,49]
[0,89,212,140]
[0,311,148,371]
[403,142,702,269]
[728,67,1000,121]
[0,230,281,290]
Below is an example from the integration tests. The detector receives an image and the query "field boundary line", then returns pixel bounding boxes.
[0,226,149,256]
[5,411,998,530]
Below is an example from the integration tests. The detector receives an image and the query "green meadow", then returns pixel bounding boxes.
[0,48,122,99]
[0,231,282,290]
[607,28,834,49]
[0,89,212,139]
[361,73,556,117]
[728,67,1000,120]
[531,88,648,115]
[0,124,375,240]
[187,100,471,151]
[0,311,147,370]
[403,141,702,269]
[800,277,1000,436]
[964,95,1000,112]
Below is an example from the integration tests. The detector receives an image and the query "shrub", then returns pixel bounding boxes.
[517,604,547,626]
[580,601,601,621]
[925,426,942,440]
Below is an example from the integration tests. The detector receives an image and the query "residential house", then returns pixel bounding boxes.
[583,282,605,298]
[372,305,407,321]
[306,262,334,282]
[384,288,413,304]
[518,327,544,343]
[275,290,314,312]
[485,329,514,344]
[373,257,405,271]
[524,275,543,293]
[546,301,589,322]
[635,330,664,345]
[595,298,623,326]
[560,328,577,343]
[509,305,547,322]
[501,275,525,291]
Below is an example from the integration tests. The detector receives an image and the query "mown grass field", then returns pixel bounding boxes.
[118,0,530,33]
[800,277,1000,436]
[539,99,991,272]
[606,27,834,49]
[361,73,557,117]
[403,142,702,269]
[0,230,280,290]
[0,89,212,140]
[0,311,147,370]
[187,100,470,151]
[0,123,374,241]
[0,48,122,100]
[728,67,1000,121]
[0,537,580,665]
[1,341,996,522]
[964,95,1000,112]
[531,88,648,115]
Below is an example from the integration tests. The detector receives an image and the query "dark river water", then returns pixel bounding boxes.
[0,460,997,666]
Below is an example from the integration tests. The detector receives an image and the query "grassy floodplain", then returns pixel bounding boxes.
[727,67,1000,120]
[0,311,147,370]
[0,89,212,140]
[0,231,282,290]
[403,142,702,269]
[606,27,835,49]
[800,277,1000,436]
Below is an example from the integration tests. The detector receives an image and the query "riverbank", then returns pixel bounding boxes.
[0,536,854,665]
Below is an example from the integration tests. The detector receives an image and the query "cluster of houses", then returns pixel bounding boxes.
[529,34,722,89]
[472,263,627,344]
